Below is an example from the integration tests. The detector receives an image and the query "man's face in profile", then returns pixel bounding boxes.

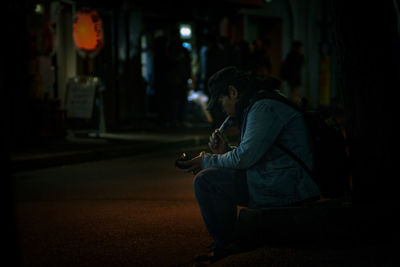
[217,86,239,117]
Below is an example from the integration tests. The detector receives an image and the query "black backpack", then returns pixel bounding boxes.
[249,89,351,198]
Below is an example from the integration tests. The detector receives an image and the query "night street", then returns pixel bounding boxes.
[4,1,399,266]
[14,148,391,267]
[13,148,211,267]
[11,147,394,267]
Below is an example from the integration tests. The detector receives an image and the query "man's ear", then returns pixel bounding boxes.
[228,85,238,99]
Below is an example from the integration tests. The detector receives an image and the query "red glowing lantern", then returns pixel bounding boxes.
[73,8,103,57]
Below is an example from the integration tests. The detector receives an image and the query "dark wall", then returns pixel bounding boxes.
[4,1,26,265]
[331,0,399,240]
[5,1,31,148]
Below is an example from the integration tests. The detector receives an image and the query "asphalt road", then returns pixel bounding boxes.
[13,148,211,267]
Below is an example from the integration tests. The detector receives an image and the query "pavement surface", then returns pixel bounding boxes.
[9,126,396,266]
[13,149,212,267]
[11,125,233,173]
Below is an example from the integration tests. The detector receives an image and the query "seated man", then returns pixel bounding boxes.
[178,66,320,264]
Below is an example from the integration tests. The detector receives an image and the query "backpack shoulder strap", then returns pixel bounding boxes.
[275,143,314,179]
[249,89,314,178]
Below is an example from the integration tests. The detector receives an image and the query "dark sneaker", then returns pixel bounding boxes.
[193,246,237,266]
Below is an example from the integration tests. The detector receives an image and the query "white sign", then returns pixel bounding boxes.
[66,77,98,119]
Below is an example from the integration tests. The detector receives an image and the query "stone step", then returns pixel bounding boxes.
[236,198,354,246]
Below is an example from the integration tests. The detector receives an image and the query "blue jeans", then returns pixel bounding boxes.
[193,168,249,249]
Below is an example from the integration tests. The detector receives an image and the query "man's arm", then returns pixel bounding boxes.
[202,100,285,170]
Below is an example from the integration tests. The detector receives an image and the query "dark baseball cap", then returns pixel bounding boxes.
[206,66,248,110]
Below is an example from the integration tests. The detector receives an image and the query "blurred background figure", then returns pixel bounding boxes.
[155,29,191,129]
[280,40,304,104]
[200,33,228,129]
[167,29,192,128]
[248,38,272,77]
[152,33,170,126]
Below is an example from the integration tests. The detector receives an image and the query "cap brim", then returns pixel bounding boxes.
[206,95,218,111]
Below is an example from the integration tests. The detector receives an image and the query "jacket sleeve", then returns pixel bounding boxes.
[202,100,285,170]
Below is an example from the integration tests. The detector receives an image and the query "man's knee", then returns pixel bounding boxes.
[193,169,210,192]
[194,168,221,195]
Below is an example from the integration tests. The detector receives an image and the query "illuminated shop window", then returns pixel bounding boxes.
[182,42,191,51]
[179,24,191,39]
[35,3,44,14]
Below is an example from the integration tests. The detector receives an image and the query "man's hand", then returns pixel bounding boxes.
[208,130,228,154]
[177,153,203,175]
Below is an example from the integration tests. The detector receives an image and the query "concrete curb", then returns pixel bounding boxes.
[11,136,210,173]
[236,199,354,245]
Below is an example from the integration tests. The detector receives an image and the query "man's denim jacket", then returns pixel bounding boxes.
[201,98,320,208]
